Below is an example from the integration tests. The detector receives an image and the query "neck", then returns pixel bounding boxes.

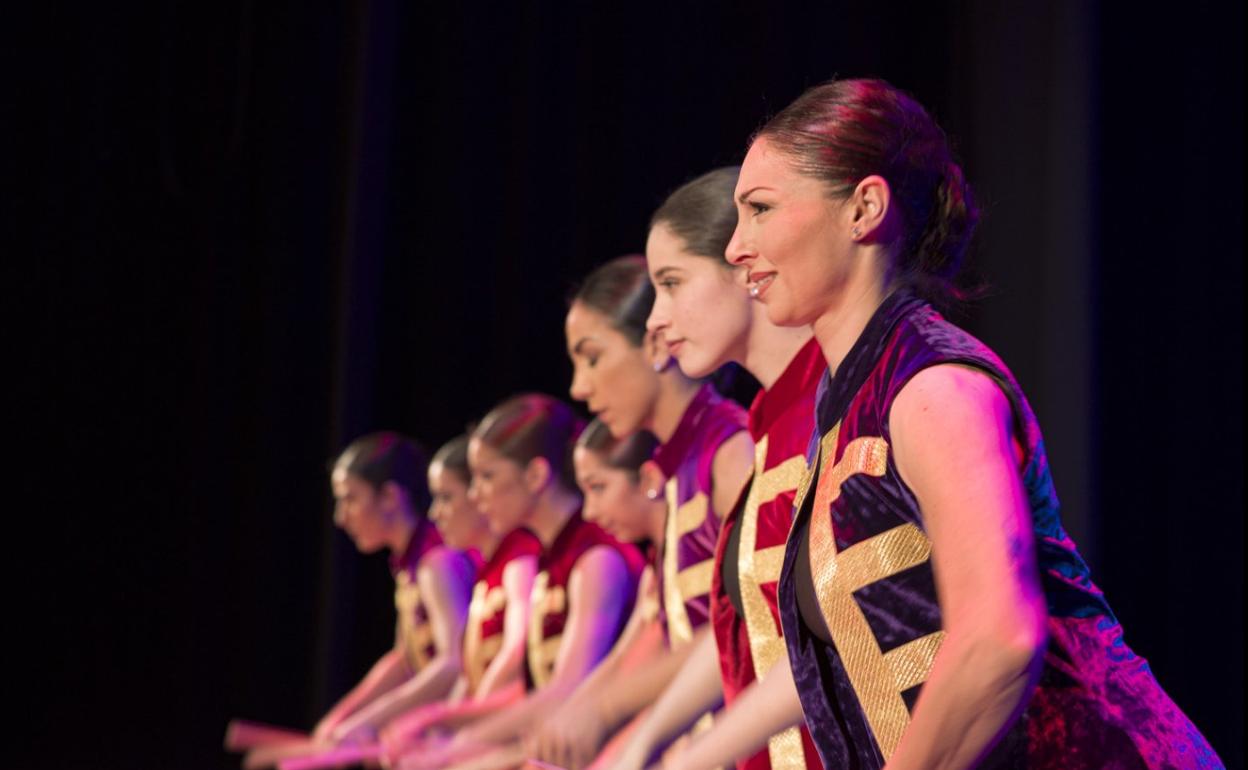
[648,374,701,444]
[742,310,814,390]
[475,529,503,561]
[647,498,668,545]
[527,484,583,547]
[386,509,418,555]
[811,258,891,376]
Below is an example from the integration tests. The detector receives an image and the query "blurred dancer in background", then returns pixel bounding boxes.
[530,256,752,769]
[380,434,543,756]
[394,395,644,770]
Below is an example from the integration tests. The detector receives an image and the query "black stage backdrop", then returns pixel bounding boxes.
[14,2,1242,768]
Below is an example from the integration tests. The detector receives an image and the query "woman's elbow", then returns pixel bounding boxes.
[983,604,1047,688]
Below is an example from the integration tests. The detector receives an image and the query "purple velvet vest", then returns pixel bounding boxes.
[779,292,1221,769]
[652,383,748,647]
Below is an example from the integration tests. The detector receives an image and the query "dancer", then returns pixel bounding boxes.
[394,395,644,770]
[601,167,823,770]
[379,433,544,758]
[529,421,668,770]
[692,78,1220,770]
[314,432,476,744]
[531,256,752,769]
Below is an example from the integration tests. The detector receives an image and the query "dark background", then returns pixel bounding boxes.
[13,2,1242,768]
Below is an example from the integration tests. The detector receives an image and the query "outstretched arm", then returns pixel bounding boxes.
[531,566,665,770]
[658,656,803,770]
[474,555,539,697]
[330,547,474,742]
[311,647,409,743]
[606,629,723,770]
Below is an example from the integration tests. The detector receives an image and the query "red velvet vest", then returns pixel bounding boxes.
[463,527,543,693]
[709,339,825,770]
[526,513,645,688]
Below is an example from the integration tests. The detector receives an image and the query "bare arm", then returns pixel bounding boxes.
[660,656,804,770]
[883,365,1047,770]
[535,620,693,770]
[608,629,723,770]
[475,555,539,697]
[330,547,474,740]
[311,647,409,742]
[710,431,755,519]
[380,680,527,762]
[565,566,661,705]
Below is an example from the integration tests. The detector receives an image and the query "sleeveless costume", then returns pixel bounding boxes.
[779,292,1222,769]
[391,522,470,674]
[651,383,748,648]
[463,527,544,693]
[709,339,825,770]
[527,512,646,689]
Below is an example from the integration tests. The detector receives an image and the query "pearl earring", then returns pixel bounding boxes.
[646,488,661,500]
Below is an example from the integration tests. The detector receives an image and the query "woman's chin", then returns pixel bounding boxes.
[676,351,728,380]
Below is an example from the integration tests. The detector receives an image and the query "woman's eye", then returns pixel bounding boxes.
[659,279,679,292]
[749,201,770,216]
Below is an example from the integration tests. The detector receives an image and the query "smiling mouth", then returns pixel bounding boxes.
[747,272,776,298]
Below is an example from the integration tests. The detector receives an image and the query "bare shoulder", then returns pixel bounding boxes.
[574,545,628,581]
[419,545,475,585]
[891,364,1011,440]
[710,429,755,514]
[712,430,755,476]
[890,364,1016,485]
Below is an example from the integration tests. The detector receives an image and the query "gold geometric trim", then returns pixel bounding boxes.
[740,436,808,683]
[753,545,787,584]
[663,479,696,646]
[675,491,710,536]
[806,426,943,761]
[754,454,808,506]
[765,725,807,770]
[675,558,715,600]
[883,630,945,694]
[526,571,566,688]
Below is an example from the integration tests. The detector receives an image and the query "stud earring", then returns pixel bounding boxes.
[646,488,661,500]
[851,225,862,239]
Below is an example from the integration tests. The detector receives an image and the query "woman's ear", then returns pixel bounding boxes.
[523,456,553,494]
[849,174,892,241]
[637,460,667,501]
[379,480,404,519]
[644,328,673,373]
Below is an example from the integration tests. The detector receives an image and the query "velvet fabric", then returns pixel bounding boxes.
[652,383,748,646]
[462,527,543,692]
[390,520,455,674]
[525,512,645,689]
[779,292,1222,769]
[709,339,825,770]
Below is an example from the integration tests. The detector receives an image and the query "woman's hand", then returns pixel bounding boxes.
[379,703,446,759]
[311,714,343,745]
[530,699,607,770]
